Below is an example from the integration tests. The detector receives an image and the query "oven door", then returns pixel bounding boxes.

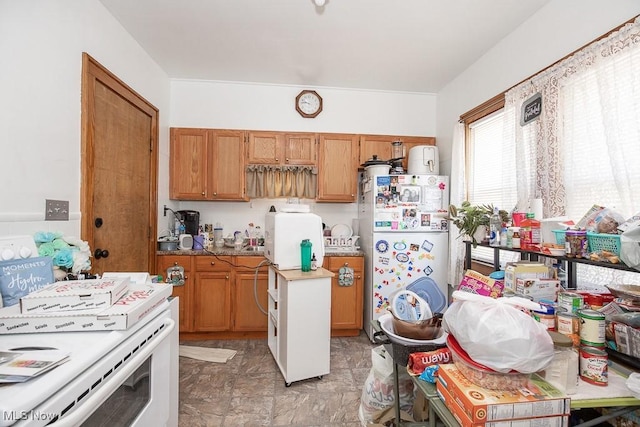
[30,300,178,427]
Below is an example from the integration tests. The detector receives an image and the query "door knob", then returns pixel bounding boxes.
[94,249,109,259]
[95,218,103,228]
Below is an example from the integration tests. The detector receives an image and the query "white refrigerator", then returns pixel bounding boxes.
[359,174,450,341]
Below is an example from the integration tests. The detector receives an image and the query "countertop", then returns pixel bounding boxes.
[156,247,364,257]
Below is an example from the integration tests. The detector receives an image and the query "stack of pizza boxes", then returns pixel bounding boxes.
[0,276,172,334]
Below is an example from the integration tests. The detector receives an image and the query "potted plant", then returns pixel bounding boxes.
[448,202,509,247]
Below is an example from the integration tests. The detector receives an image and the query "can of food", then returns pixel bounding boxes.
[578,309,606,347]
[579,346,608,386]
[558,292,584,314]
[532,304,556,331]
[557,311,580,346]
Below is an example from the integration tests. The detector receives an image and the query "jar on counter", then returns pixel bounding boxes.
[511,227,521,249]
[543,332,579,394]
[565,229,588,258]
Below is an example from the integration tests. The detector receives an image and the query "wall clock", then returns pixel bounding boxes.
[295,90,323,118]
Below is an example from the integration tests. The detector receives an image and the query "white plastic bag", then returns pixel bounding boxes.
[442,291,554,373]
[358,346,414,426]
[620,225,640,271]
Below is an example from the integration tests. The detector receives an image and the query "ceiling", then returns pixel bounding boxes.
[99,0,551,93]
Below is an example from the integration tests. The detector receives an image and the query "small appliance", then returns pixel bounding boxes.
[390,140,405,174]
[264,211,324,270]
[407,145,440,175]
[179,234,193,250]
[176,210,200,236]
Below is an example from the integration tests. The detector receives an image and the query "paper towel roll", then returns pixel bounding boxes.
[531,199,543,219]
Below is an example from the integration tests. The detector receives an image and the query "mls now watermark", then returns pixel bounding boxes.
[3,411,57,422]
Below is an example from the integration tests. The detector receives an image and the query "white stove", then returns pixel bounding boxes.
[0,299,178,426]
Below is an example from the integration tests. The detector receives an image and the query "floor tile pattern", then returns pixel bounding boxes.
[179,332,376,427]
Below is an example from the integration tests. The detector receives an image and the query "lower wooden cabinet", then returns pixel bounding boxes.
[233,257,269,331]
[324,256,364,336]
[156,254,364,338]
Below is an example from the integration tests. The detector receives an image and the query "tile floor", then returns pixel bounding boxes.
[178,332,377,426]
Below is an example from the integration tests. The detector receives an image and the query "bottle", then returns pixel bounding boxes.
[300,239,312,272]
[489,207,501,247]
[310,253,318,271]
[512,228,521,249]
[178,220,186,235]
[499,226,508,247]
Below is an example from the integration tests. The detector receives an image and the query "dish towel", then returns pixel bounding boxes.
[179,345,237,363]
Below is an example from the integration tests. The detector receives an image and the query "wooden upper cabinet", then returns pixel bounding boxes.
[359,134,436,172]
[170,127,246,201]
[210,129,247,201]
[317,133,359,202]
[247,131,316,165]
[170,128,210,200]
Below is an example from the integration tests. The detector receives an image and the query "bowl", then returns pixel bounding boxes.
[378,313,448,347]
[389,310,443,341]
[223,237,249,248]
[446,335,530,390]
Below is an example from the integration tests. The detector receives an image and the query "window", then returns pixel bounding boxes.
[467,110,519,265]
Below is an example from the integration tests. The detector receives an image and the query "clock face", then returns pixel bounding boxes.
[296,90,322,117]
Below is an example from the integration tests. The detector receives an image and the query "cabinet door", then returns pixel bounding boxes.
[234,272,269,331]
[283,132,317,165]
[210,129,247,200]
[247,131,284,164]
[194,272,231,331]
[156,255,193,332]
[317,134,359,202]
[169,128,210,200]
[327,256,364,331]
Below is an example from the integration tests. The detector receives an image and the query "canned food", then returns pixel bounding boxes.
[578,309,606,347]
[532,304,556,331]
[579,346,608,386]
[557,311,580,346]
[558,292,584,314]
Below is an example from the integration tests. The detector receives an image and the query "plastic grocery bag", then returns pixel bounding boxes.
[442,291,554,373]
[358,346,414,426]
[620,225,640,271]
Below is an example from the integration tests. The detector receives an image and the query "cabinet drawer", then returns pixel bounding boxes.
[195,256,232,271]
[327,256,363,271]
[235,256,270,270]
[156,255,192,271]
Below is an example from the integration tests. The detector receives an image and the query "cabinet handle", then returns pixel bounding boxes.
[201,191,205,195]
[275,158,279,162]
[210,261,215,266]
[356,275,361,279]
[213,192,217,196]
[343,262,349,267]
[285,157,289,162]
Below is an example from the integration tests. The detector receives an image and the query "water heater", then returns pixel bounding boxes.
[407,146,439,175]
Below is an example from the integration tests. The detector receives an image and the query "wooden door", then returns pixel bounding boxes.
[157,255,193,332]
[317,134,359,202]
[210,129,247,200]
[327,256,363,332]
[234,272,268,331]
[283,132,317,165]
[81,53,158,276]
[169,128,209,199]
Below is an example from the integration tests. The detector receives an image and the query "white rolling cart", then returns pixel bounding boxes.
[267,266,334,386]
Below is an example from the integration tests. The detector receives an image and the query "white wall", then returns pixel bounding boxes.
[0,0,170,238]
[436,0,640,178]
[169,80,437,235]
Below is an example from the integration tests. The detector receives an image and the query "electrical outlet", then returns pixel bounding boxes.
[45,199,69,221]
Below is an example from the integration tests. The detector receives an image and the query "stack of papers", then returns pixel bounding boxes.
[0,350,70,383]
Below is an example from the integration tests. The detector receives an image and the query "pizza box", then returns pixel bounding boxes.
[436,383,570,427]
[19,278,129,314]
[436,364,570,423]
[0,283,171,334]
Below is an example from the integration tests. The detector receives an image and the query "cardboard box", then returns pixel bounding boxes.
[19,278,129,314]
[515,278,561,302]
[458,270,504,298]
[504,262,553,293]
[436,364,570,423]
[0,283,171,334]
[436,383,570,427]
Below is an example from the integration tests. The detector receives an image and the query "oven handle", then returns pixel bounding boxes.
[47,318,176,427]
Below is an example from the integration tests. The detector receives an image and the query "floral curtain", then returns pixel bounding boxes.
[503,16,640,219]
[246,165,318,199]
